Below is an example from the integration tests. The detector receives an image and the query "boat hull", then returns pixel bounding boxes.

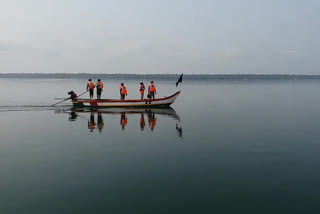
[72,91,180,108]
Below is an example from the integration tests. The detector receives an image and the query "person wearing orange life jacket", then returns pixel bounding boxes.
[119,83,127,100]
[139,82,145,100]
[95,79,104,99]
[86,79,95,99]
[148,81,156,99]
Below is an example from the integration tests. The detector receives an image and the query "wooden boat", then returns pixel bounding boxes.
[72,91,181,108]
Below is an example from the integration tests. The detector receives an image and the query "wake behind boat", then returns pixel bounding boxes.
[72,91,181,108]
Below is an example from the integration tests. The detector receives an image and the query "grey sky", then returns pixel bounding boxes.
[0,0,319,74]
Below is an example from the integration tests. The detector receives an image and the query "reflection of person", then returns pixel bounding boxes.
[88,112,96,132]
[120,83,127,100]
[97,112,104,132]
[120,112,127,130]
[69,110,78,121]
[86,79,95,99]
[176,124,183,138]
[148,81,156,99]
[95,79,104,99]
[140,113,145,131]
[139,82,145,100]
[147,110,156,131]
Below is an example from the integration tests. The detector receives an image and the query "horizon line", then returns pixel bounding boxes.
[1,73,320,76]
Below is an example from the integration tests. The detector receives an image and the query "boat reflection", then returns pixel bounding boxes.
[148,110,156,131]
[97,112,104,132]
[68,110,78,121]
[88,112,96,132]
[120,112,128,130]
[140,113,145,130]
[63,107,182,137]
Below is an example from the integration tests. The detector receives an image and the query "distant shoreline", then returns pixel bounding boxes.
[1,73,320,80]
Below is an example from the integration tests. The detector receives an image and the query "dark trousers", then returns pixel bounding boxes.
[97,89,102,99]
[149,91,155,99]
[89,89,94,98]
[121,94,126,100]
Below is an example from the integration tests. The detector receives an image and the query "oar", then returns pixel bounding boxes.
[54,98,68,100]
[51,90,88,106]
[77,90,89,98]
[51,97,71,106]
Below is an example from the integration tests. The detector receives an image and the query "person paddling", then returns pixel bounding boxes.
[139,82,145,100]
[120,83,127,100]
[95,79,104,99]
[86,79,95,99]
[148,81,156,99]
[68,91,77,100]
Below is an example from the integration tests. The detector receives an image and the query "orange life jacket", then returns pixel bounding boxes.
[87,82,95,90]
[121,118,127,125]
[149,84,156,92]
[99,122,104,130]
[96,82,103,89]
[89,121,95,129]
[120,86,127,94]
[149,118,156,129]
[139,85,145,94]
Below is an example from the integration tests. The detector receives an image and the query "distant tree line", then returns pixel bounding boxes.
[1,73,320,80]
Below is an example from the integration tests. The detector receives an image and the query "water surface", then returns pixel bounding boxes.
[0,78,320,213]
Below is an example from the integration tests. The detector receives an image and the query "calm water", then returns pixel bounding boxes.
[1,78,320,213]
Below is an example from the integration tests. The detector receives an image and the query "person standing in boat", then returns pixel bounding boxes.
[95,79,104,99]
[139,82,145,100]
[86,79,95,99]
[148,81,156,99]
[120,83,127,100]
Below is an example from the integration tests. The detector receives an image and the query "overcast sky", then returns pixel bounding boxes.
[0,0,319,74]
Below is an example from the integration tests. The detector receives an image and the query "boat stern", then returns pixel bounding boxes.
[72,100,85,108]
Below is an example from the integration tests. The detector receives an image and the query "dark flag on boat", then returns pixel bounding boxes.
[175,74,183,87]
